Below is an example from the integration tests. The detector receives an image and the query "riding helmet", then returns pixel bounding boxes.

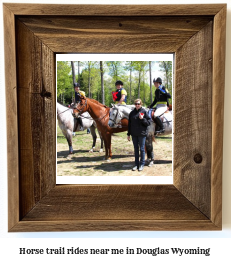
[115,80,123,86]
[153,77,162,84]
[74,82,80,88]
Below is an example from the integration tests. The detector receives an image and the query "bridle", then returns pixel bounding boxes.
[73,98,110,122]
[73,98,87,115]
[109,107,122,125]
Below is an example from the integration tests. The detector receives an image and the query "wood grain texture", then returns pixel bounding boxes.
[174,22,213,218]
[3,4,19,232]
[11,220,218,232]
[12,185,216,232]
[16,20,56,219]
[22,185,207,221]
[18,16,213,53]
[3,3,225,16]
[211,5,226,228]
[4,3,226,231]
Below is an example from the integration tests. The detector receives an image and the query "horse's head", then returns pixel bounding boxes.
[108,105,123,128]
[72,97,87,118]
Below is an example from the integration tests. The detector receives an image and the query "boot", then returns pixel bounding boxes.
[155,116,165,134]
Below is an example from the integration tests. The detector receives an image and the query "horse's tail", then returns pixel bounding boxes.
[152,135,155,142]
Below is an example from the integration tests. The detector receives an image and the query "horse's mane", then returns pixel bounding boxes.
[85,97,109,109]
[57,101,69,108]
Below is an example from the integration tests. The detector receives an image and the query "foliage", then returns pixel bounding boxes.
[159,61,173,104]
[57,61,73,104]
[56,60,173,107]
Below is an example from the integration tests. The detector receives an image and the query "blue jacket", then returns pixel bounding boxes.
[114,88,127,103]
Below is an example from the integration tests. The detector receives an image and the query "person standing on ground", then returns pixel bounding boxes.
[127,99,151,172]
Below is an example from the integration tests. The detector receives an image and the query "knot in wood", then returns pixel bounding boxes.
[194,153,202,164]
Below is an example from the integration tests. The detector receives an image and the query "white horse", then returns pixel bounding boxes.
[108,104,172,136]
[57,102,103,154]
[108,104,173,165]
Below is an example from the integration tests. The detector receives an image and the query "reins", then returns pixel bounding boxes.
[57,107,72,116]
[108,108,119,125]
[97,109,110,122]
[109,108,129,128]
[73,98,110,123]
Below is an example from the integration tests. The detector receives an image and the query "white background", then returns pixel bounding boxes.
[1,0,231,260]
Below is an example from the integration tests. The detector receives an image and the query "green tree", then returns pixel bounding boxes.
[124,61,136,104]
[79,61,99,98]
[100,61,105,104]
[149,61,153,103]
[57,61,72,104]
[133,61,149,99]
[159,61,172,104]
[81,65,100,99]
[106,61,124,82]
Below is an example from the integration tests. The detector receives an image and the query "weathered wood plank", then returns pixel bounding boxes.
[3,4,19,231]
[211,5,226,228]
[4,3,226,231]
[174,22,213,218]
[16,20,56,218]
[18,16,213,34]
[16,20,37,218]
[18,16,213,53]
[11,220,220,232]
[41,97,56,197]
[4,3,225,16]
[22,185,208,222]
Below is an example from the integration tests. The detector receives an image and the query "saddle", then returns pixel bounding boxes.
[149,105,172,122]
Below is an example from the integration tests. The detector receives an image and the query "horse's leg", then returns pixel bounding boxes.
[89,125,97,152]
[66,130,73,154]
[108,134,112,160]
[98,130,104,153]
[101,133,109,160]
[145,135,154,166]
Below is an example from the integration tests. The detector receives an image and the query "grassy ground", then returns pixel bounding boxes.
[57,126,172,177]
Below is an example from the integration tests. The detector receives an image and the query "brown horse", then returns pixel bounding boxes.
[72,97,128,160]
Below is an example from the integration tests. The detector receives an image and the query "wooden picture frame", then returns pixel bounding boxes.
[4,3,226,232]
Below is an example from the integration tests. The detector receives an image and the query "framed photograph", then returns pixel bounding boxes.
[4,3,226,231]
[56,54,174,185]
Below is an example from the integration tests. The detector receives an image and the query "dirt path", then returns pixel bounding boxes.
[57,132,172,177]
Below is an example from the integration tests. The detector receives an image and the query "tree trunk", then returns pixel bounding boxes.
[149,61,153,103]
[78,61,80,82]
[71,61,76,85]
[129,68,132,104]
[88,62,91,98]
[143,71,145,104]
[100,61,105,104]
[138,70,141,98]
[71,61,76,102]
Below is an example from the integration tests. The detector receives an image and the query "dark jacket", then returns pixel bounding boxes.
[75,92,81,102]
[149,86,171,108]
[113,88,127,103]
[127,107,151,137]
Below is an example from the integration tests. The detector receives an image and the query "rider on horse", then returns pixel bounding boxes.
[74,82,85,102]
[112,80,127,105]
[148,77,171,134]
